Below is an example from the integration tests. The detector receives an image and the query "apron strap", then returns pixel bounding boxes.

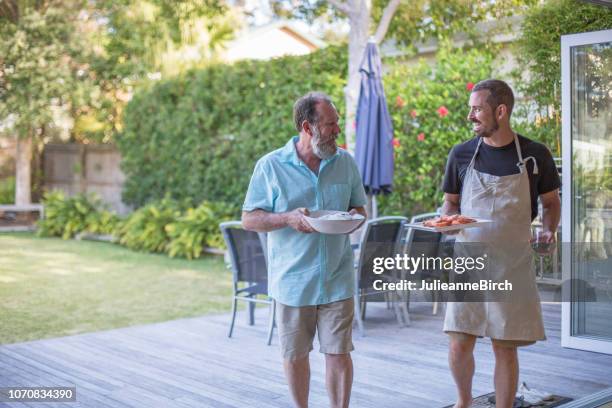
[513,133,539,174]
[468,137,483,170]
[521,156,539,175]
[514,133,524,163]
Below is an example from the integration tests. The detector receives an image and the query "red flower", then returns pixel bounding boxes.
[437,105,449,118]
[395,96,405,108]
[339,143,347,150]
[466,82,475,91]
[392,138,400,148]
[417,133,425,142]
[410,109,418,119]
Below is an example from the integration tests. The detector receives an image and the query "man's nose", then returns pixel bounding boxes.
[467,110,474,121]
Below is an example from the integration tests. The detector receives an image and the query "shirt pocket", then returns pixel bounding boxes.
[323,183,351,211]
[275,185,316,212]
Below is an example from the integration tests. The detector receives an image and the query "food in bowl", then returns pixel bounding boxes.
[304,210,365,234]
[317,211,362,221]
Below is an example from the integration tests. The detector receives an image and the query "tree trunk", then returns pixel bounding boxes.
[15,135,32,205]
[344,0,370,154]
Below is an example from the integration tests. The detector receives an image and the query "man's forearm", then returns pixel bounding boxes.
[542,202,561,234]
[242,210,288,232]
[441,200,460,215]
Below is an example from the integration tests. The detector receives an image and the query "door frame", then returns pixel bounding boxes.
[561,28,612,354]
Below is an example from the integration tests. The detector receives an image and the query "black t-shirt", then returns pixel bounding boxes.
[442,134,561,220]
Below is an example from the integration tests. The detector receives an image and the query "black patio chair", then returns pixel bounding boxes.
[404,212,452,315]
[354,216,408,336]
[220,221,275,345]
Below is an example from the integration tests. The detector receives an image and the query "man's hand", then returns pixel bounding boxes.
[285,208,315,233]
[529,230,556,244]
[347,207,367,233]
[441,193,461,235]
[530,229,557,255]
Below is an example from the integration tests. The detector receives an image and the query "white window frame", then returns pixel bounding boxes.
[561,28,612,355]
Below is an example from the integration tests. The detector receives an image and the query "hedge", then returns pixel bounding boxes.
[380,43,495,215]
[118,46,347,211]
[119,42,502,217]
[128,23,611,218]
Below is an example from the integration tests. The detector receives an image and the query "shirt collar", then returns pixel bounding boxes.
[280,136,341,166]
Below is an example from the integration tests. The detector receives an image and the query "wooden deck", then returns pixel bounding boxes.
[1,302,611,408]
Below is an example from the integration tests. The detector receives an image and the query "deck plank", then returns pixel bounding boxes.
[1,302,611,407]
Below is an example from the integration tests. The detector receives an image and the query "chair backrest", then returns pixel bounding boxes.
[356,216,408,289]
[406,212,443,265]
[220,221,267,286]
[403,227,441,258]
[401,221,443,279]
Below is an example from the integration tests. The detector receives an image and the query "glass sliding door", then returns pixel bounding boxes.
[561,29,612,354]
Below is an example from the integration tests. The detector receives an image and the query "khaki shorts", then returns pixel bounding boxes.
[447,331,536,348]
[277,297,354,360]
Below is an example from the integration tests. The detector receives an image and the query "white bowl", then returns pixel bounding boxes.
[304,210,365,234]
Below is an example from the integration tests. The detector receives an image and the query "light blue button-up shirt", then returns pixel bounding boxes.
[242,137,368,307]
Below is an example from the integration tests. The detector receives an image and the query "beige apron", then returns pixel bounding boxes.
[443,134,546,341]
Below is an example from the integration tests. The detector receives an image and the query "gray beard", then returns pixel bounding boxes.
[311,127,336,160]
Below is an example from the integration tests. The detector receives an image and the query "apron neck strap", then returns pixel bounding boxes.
[467,137,483,169]
[513,133,524,163]
[513,133,539,174]
[468,133,536,174]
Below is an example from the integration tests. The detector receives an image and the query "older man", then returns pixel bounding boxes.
[242,92,367,408]
[442,79,561,408]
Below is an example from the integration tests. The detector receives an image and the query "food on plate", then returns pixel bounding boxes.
[423,214,477,228]
[317,212,363,221]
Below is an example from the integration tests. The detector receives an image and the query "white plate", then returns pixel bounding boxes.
[405,218,492,233]
[304,210,365,234]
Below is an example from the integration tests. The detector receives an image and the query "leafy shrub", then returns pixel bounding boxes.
[119,41,504,218]
[122,33,576,218]
[514,0,612,111]
[379,43,494,215]
[512,0,612,156]
[0,177,15,204]
[117,198,181,253]
[85,209,122,236]
[166,201,236,259]
[118,46,347,210]
[38,192,115,239]
[38,191,235,256]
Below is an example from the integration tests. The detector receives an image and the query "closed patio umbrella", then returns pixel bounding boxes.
[354,39,394,219]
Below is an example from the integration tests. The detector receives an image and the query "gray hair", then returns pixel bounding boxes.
[293,92,333,132]
[472,79,515,117]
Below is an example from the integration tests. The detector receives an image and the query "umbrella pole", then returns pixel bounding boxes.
[372,195,378,219]
[367,194,378,219]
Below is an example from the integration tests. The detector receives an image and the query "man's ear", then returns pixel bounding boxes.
[497,104,508,121]
[302,120,312,136]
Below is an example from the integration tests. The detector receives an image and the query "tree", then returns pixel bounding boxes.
[0,0,88,205]
[0,0,235,204]
[270,0,536,151]
[511,0,612,155]
[75,0,236,143]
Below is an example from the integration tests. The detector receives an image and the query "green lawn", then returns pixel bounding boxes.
[0,233,233,344]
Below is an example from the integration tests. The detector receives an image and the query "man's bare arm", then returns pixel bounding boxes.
[441,193,460,215]
[540,189,561,235]
[242,208,314,233]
